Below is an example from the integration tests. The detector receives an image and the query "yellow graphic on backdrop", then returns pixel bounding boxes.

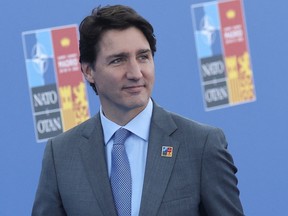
[73,82,89,124]
[226,52,255,104]
[59,82,89,131]
[226,10,236,19]
[60,86,73,110]
[60,37,71,47]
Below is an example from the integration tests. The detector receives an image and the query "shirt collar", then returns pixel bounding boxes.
[100,98,153,145]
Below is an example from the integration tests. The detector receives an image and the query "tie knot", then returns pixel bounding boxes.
[113,128,131,145]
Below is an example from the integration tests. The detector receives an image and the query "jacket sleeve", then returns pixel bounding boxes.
[32,140,67,216]
[200,128,244,216]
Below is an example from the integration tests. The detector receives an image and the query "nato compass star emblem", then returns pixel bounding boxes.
[31,43,49,76]
[200,15,216,46]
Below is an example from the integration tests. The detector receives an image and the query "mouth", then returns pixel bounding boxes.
[123,85,145,93]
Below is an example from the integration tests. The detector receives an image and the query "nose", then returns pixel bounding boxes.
[126,58,143,80]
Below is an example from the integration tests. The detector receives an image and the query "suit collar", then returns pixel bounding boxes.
[150,102,178,135]
[78,114,117,216]
[139,102,180,215]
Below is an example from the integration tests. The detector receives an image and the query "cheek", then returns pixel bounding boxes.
[145,69,155,84]
[146,62,155,80]
[94,72,119,91]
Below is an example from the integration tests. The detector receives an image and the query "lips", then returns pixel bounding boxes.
[123,85,145,93]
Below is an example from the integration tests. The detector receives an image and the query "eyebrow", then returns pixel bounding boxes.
[106,49,152,62]
[137,49,152,55]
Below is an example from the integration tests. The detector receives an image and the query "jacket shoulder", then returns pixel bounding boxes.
[48,115,100,148]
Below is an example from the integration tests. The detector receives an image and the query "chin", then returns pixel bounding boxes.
[126,97,149,109]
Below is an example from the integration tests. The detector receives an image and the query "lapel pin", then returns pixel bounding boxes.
[161,146,173,157]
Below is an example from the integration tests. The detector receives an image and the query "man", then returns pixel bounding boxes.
[32,5,244,216]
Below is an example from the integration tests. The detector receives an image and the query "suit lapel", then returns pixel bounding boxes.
[78,114,117,216]
[139,104,180,216]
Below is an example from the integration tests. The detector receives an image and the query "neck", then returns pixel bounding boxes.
[101,105,147,126]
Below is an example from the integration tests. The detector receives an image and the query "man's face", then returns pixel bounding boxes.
[87,27,155,121]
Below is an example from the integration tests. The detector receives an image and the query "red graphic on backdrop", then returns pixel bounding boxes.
[52,26,90,131]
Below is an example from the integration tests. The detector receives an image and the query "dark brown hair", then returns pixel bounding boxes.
[79,5,156,66]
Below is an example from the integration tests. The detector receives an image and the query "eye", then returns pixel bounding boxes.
[138,54,149,62]
[110,57,124,65]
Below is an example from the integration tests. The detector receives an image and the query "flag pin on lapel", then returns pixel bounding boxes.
[161,146,173,157]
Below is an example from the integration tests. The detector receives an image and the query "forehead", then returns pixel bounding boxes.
[98,27,150,54]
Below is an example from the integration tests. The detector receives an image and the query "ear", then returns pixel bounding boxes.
[81,63,95,83]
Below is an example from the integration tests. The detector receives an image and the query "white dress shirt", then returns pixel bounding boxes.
[100,99,153,216]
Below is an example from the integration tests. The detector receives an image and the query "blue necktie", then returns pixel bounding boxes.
[111,128,132,216]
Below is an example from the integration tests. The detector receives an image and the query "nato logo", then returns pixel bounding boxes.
[23,31,56,88]
[199,15,216,46]
[31,43,49,77]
